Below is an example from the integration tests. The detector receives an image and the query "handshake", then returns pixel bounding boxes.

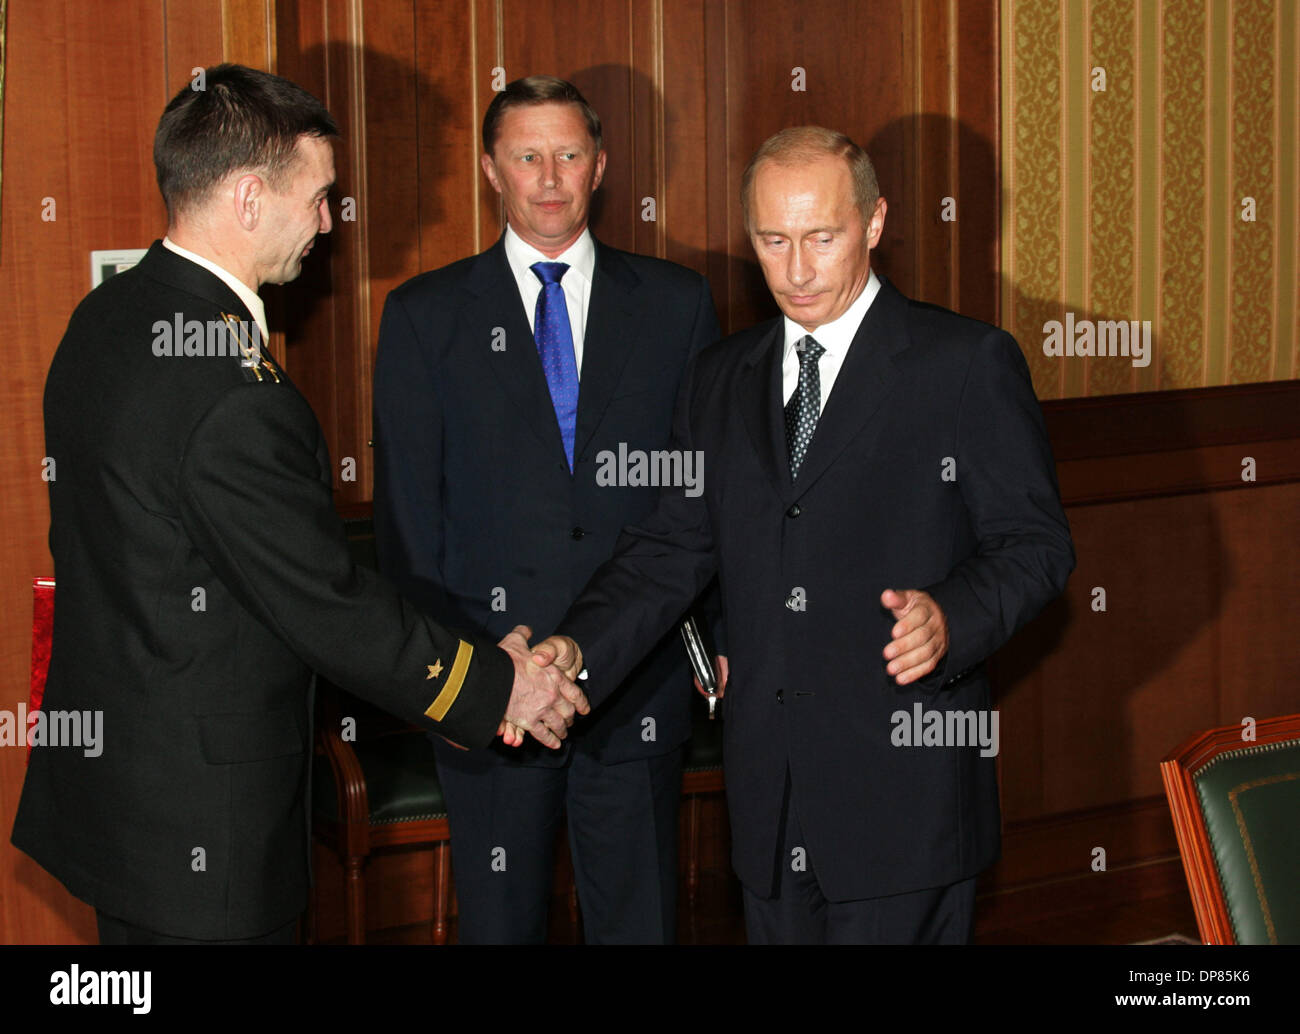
[495,625,588,749]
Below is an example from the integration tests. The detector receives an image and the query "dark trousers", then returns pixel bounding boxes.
[434,739,684,944]
[742,773,978,945]
[96,911,297,945]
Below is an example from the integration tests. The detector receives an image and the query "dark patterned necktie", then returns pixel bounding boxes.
[531,261,579,471]
[784,335,825,479]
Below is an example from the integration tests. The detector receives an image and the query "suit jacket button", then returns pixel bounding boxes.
[571,526,585,540]
[776,688,784,704]
[786,503,801,518]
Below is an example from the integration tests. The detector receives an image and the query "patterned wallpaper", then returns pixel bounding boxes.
[1001,0,1298,399]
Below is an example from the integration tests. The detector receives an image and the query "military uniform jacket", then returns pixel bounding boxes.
[11,242,513,940]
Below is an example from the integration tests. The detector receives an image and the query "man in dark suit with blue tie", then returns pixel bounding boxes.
[538,126,1075,943]
[373,76,720,943]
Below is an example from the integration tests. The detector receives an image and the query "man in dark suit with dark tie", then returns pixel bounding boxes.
[373,76,720,944]
[11,64,584,945]
[538,126,1075,944]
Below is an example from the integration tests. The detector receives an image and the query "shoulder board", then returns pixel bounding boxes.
[221,312,282,384]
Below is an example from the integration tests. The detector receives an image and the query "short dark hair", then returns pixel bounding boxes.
[154,63,338,219]
[481,75,602,157]
[741,126,880,233]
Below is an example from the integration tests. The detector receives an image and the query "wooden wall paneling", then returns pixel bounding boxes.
[865,0,1000,325]
[702,0,731,330]
[0,0,177,945]
[273,0,330,442]
[412,0,484,278]
[223,0,288,388]
[498,0,640,253]
[1042,492,1221,811]
[1215,482,1300,729]
[1044,382,1300,463]
[164,0,226,91]
[1046,383,1300,502]
[222,0,278,70]
[362,0,421,500]
[979,384,1300,931]
[990,795,1180,891]
[956,0,999,324]
[473,0,504,254]
[629,0,665,259]
[269,0,328,392]
[327,0,370,506]
[702,0,993,331]
[659,0,712,278]
[720,0,916,330]
[911,0,954,309]
[275,0,369,503]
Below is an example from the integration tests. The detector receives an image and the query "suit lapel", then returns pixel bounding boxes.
[737,320,794,502]
[573,241,638,463]
[464,238,568,468]
[790,278,908,496]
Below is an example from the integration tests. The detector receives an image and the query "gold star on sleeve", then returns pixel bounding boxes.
[424,641,474,721]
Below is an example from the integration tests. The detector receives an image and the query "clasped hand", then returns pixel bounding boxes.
[496,625,588,749]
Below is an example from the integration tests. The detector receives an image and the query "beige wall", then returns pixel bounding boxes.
[1002,0,1299,399]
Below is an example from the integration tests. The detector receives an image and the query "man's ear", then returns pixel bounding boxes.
[591,149,607,192]
[232,173,264,231]
[480,152,503,194]
[866,196,888,251]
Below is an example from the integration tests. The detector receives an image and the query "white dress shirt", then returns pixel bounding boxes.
[162,236,269,343]
[502,224,595,373]
[781,269,881,410]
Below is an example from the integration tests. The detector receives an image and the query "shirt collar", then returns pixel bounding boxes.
[503,224,596,286]
[782,269,881,360]
[162,236,268,341]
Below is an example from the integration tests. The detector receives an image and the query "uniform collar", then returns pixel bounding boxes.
[162,236,268,342]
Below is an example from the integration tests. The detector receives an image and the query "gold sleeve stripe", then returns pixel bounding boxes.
[425,640,473,722]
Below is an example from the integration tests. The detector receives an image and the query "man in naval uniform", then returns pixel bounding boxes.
[11,64,585,945]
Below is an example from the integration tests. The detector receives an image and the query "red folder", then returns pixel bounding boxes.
[29,578,54,762]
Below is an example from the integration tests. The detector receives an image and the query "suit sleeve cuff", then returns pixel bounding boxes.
[424,637,514,748]
[915,579,981,692]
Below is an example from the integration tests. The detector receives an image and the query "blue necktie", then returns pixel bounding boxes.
[531,261,579,471]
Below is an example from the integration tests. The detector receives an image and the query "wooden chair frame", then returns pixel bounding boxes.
[1159,712,1300,945]
[308,725,454,945]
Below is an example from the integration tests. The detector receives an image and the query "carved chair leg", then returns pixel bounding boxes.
[345,855,367,945]
[686,793,702,911]
[432,842,451,945]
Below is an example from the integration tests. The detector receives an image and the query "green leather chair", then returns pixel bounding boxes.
[306,516,455,945]
[310,715,454,944]
[1161,713,1300,944]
